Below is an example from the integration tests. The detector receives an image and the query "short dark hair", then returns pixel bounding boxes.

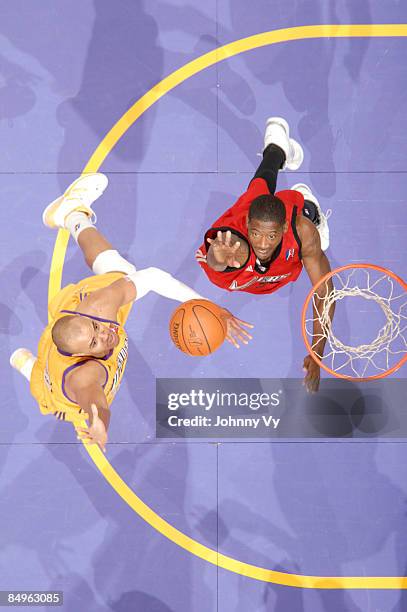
[248,195,286,226]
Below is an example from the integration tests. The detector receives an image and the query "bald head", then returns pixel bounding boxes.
[51,314,117,357]
[51,315,87,354]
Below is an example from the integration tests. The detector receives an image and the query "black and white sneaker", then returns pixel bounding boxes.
[264,117,304,170]
[291,183,331,251]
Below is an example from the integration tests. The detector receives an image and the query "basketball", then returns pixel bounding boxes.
[169,299,227,356]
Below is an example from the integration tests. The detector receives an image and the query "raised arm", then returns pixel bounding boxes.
[66,360,111,452]
[75,276,136,321]
[76,266,210,322]
[77,267,254,348]
[206,230,249,271]
[297,216,334,392]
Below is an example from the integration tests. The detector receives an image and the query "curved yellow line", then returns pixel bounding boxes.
[80,24,407,175]
[48,24,407,588]
[84,446,407,589]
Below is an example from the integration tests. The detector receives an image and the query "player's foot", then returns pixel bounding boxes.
[264,117,304,171]
[10,348,36,381]
[291,183,331,251]
[42,173,108,229]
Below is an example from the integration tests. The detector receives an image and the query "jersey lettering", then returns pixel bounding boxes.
[229,273,291,291]
[110,336,129,396]
[44,360,52,392]
[259,273,291,283]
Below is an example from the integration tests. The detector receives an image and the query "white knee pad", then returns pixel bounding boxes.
[92,249,136,275]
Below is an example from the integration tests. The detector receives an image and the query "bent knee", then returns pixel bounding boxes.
[92,249,136,275]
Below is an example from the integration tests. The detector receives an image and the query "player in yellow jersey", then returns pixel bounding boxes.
[10,174,253,451]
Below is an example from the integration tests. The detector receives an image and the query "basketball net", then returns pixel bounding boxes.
[302,264,407,380]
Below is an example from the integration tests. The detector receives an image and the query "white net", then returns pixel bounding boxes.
[304,266,407,379]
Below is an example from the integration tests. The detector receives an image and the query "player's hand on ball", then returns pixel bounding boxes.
[207,230,241,268]
[302,355,320,393]
[76,404,108,453]
[218,308,254,349]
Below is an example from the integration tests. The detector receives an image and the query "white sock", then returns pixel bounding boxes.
[20,356,36,382]
[65,212,94,242]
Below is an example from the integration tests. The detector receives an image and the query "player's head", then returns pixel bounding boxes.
[247,195,288,262]
[51,315,118,358]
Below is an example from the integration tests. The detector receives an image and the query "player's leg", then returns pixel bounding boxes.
[10,348,36,382]
[42,174,206,302]
[76,227,135,274]
[252,144,286,194]
[65,215,136,274]
[250,117,304,193]
[291,183,331,251]
[43,174,137,275]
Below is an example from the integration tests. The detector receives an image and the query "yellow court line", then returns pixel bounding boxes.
[82,445,407,589]
[48,24,407,588]
[80,24,407,174]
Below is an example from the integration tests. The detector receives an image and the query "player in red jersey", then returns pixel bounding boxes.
[195,117,333,392]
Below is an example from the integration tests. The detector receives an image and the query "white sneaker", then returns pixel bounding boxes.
[10,348,36,381]
[42,173,108,229]
[264,117,304,171]
[291,183,332,251]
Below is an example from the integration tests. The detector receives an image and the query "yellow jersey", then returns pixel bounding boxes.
[30,272,133,424]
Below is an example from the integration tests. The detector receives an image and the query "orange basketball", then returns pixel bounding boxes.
[169,299,227,356]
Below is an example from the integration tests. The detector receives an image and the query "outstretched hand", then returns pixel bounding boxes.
[303,355,320,393]
[207,230,242,268]
[76,404,108,453]
[218,308,254,349]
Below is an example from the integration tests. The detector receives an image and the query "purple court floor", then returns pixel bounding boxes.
[1,1,407,611]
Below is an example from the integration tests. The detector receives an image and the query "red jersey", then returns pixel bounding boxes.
[195,179,304,295]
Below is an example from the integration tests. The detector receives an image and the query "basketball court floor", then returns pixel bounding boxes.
[1,2,407,610]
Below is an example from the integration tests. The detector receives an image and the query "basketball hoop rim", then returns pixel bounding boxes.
[301,263,407,381]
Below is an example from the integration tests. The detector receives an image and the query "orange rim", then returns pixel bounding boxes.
[301,263,407,381]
